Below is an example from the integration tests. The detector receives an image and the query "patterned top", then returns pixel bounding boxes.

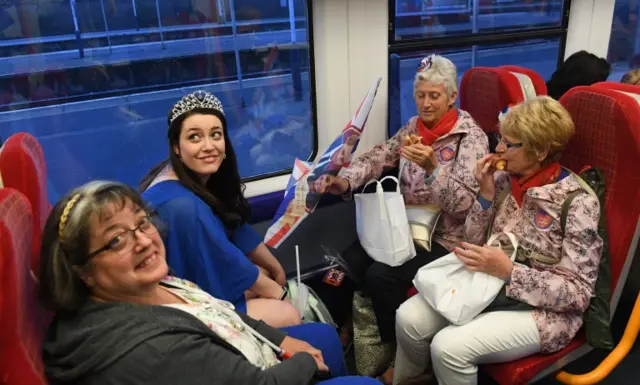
[465,172,603,353]
[342,111,489,250]
[161,276,280,369]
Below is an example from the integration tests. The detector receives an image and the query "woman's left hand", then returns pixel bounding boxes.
[454,242,513,280]
[280,336,325,363]
[400,143,439,174]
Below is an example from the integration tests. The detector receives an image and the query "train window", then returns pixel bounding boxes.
[0,0,316,202]
[393,0,566,41]
[388,37,560,131]
[388,0,569,136]
[608,0,640,80]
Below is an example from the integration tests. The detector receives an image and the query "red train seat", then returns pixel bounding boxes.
[0,132,52,274]
[481,84,640,384]
[459,66,540,134]
[0,189,49,385]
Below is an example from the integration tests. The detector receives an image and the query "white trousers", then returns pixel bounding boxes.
[393,295,541,385]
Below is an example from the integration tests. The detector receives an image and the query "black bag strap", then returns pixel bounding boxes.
[560,168,598,236]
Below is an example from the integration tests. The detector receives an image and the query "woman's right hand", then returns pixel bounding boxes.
[319,175,350,195]
[474,154,497,201]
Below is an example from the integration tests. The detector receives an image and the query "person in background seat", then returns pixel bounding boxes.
[621,68,640,85]
[394,96,603,385]
[39,181,382,385]
[546,50,611,100]
[321,54,489,384]
[139,91,300,328]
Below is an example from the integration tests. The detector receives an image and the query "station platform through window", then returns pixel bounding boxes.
[389,37,560,132]
[608,0,640,81]
[0,0,316,202]
[388,0,568,135]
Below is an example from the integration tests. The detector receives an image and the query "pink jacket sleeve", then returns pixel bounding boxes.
[341,122,411,191]
[463,173,510,245]
[424,126,488,217]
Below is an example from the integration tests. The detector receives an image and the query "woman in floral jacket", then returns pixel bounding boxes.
[323,54,488,383]
[393,96,603,385]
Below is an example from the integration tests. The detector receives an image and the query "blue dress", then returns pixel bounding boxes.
[142,180,260,313]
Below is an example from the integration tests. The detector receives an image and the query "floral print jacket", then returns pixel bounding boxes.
[342,111,489,250]
[465,172,603,353]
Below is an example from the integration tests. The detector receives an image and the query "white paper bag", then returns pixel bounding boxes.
[413,232,518,325]
[355,176,416,267]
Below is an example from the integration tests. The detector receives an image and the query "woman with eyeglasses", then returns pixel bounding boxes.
[393,96,603,385]
[39,181,381,385]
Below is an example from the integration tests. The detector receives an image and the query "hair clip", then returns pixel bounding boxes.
[498,104,516,122]
[59,193,82,241]
[417,55,434,73]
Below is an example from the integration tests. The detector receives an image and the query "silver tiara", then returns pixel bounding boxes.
[169,90,225,124]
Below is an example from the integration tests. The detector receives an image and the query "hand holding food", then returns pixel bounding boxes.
[403,134,423,147]
[400,139,438,174]
[473,154,498,201]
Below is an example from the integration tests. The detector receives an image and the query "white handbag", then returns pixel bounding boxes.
[413,232,518,325]
[355,176,416,267]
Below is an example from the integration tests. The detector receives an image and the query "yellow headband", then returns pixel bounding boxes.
[58,193,81,241]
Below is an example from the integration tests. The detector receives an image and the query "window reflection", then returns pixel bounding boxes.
[394,0,565,41]
[608,0,640,81]
[0,0,315,201]
[389,38,560,134]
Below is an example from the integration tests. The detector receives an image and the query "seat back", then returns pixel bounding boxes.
[0,132,51,274]
[459,67,529,133]
[560,85,640,312]
[481,83,640,385]
[499,65,548,96]
[0,189,48,385]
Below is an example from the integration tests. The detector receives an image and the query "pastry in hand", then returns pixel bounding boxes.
[495,159,507,171]
[403,134,423,146]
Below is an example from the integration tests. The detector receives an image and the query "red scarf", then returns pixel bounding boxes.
[416,108,459,146]
[511,162,561,207]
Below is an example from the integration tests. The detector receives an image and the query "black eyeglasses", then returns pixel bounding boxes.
[87,214,159,258]
[496,133,523,149]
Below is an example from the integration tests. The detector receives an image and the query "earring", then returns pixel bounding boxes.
[223,153,227,159]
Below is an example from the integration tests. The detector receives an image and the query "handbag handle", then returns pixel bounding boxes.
[362,178,380,193]
[361,179,387,221]
[378,176,401,192]
[486,232,519,262]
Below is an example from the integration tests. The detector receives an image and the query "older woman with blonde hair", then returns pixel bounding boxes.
[393,96,603,385]
[321,54,488,383]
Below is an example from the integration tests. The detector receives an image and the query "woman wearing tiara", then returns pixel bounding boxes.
[140,90,301,329]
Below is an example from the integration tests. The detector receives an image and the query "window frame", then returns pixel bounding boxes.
[242,0,320,183]
[387,0,572,137]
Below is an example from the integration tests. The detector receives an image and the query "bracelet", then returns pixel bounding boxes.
[279,286,289,301]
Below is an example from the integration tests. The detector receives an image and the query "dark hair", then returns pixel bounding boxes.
[546,51,611,100]
[39,181,148,313]
[139,107,250,229]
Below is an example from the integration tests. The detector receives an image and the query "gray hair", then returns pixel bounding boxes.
[39,180,150,312]
[413,54,458,98]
